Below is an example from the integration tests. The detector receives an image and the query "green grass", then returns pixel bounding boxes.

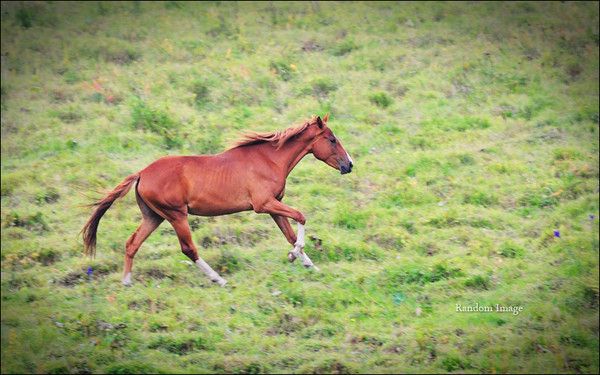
[1,1,599,373]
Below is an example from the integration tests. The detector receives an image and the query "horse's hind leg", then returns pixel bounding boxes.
[122,192,164,286]
[169,215,227,287]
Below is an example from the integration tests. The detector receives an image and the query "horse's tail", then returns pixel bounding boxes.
[82,172,140,257]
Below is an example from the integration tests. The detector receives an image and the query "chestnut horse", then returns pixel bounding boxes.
[82,114,353,286]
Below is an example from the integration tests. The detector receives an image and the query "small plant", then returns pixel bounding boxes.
[386,264,463,285]
[441,355,469,372]
[31,249,60,266]
[191,80,210,106]
[149,336,211,355]
[213,250,242,274]
[35,187,60,205]
[311,78,337,98]
[498,241,525,258]
[5,212,49,232]
[463,191,498,207]
[369,92,393,108]
[453,117,490,131]
[270,60,295,81]
[130,98,182,149]
[464,274,491,290]
[333,206,369,229]
[331,39,358,56]
[16,7,34,28]
[105,362,161,374]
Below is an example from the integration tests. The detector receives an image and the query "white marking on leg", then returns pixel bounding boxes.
[346,152,353,165]
[295,222,305,248]
[291,221,319,270]
[195,258,227,287]
[299,251,319,271]
[122,272,132,286]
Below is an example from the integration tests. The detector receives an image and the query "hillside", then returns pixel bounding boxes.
[1,2,598,373]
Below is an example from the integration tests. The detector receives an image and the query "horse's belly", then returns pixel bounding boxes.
[187,196,252,216]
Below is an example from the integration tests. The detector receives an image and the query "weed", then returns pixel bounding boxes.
[312,78,338,98]
[464,275,492,290]
[441,355,470,372]
[105,362,163,374]
[331,39,358,56]
[498,242,525,258]
[270,60,295,81]
[130,98,182,149]
[148,335,210,355]
[369,92,393,108]
[191,80,210,106]
[385,263,463,286]
[35,187,60,205]
[16,7,34,28]
[333,206,369,229]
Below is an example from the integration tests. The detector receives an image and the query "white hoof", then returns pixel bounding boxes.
[122,273,132,286]
[214,278,227,287]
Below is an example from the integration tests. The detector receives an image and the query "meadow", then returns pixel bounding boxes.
[1,1,598,373]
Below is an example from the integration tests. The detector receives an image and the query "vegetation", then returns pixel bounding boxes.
[1,1,598,373]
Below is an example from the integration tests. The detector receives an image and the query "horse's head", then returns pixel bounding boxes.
[310,114,354,174]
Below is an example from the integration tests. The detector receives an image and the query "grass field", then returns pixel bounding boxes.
[1,1,599,373]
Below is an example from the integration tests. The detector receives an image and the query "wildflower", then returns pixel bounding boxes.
[87,266,93,276]
[553,230,560,238]
[590,214,595,221]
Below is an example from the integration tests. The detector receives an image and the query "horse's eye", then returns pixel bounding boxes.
[330,138,336,144]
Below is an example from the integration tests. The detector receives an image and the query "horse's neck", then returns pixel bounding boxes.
[259,139,312,178]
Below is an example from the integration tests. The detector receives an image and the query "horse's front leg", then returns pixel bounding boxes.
[270,214,296,258]
[259,201,318,270]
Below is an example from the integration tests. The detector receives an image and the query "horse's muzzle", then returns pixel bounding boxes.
[340,161,353,175]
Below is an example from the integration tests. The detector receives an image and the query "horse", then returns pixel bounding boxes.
[82,114,353,287]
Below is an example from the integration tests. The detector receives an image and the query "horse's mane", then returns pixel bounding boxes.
[229,116,318,150]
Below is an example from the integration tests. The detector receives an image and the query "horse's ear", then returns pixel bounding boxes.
[316,116,324,129]
[323,113,329,123]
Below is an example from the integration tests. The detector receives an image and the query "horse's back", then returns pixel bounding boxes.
[137,154,253,216]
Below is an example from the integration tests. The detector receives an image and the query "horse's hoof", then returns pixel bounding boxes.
[288,252,297,262]
[122,272,132,286]
[213,278,227,287]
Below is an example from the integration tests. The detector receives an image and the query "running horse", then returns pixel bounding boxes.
[82,114,353,287]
